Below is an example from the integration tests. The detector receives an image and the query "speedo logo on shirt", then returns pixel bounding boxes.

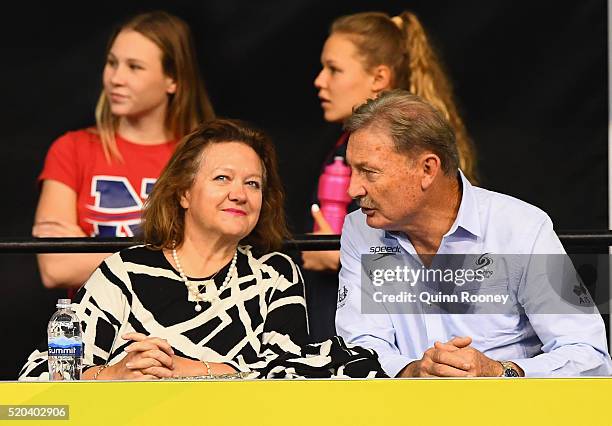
[369,246,400,254]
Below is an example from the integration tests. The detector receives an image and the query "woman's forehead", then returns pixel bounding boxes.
[198,142,263,174]
[110,30,163,64]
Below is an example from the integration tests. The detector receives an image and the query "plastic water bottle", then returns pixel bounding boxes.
[316,156,352,234]
[48,299,82,380]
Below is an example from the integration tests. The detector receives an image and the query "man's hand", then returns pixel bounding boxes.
[398,336,505,377]
[433,336,504,377]
[399,336,472,377]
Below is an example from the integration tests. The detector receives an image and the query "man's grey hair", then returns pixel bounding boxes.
[343,89,459,175]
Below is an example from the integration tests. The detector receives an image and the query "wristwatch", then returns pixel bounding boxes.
[499,361,520,377]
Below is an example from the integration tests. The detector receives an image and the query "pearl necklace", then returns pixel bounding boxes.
[171,248,238,312]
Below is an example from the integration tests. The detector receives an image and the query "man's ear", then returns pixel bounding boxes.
[371,65,392,93]
[419,153,442,190]
[180,190,190,209]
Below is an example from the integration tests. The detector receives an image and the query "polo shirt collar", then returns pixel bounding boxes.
[444,169,481,238]
[383,169,482,241]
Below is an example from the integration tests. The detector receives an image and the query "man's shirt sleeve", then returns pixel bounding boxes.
[335,214,415,377]
[512,217,612,376]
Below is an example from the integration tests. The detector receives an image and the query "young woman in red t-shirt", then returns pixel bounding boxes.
[34,11,215,289]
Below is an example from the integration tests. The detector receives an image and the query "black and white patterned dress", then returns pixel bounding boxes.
[19,245,385,379]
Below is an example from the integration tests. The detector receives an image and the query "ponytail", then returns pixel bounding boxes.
[396,11,478,183]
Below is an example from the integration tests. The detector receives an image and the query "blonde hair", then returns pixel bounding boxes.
[95,11,215,162]
[331,11,478,183]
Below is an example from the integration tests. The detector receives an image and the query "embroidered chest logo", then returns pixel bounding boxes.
[573,282,593,305]
[474,253,494,278]
[337,285,349,309]
[369,245,401,261]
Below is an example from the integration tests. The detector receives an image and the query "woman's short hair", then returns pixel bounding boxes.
[142,119,289,253]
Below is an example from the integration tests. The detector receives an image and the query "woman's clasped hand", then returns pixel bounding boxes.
[104,333,176,380]
[89,333,234,380]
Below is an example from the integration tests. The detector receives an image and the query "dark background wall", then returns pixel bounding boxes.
[0,0,606,379]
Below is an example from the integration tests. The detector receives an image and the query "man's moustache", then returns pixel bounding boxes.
[357,199,376,209]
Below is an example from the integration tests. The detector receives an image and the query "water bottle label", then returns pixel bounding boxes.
[48,337,82,357]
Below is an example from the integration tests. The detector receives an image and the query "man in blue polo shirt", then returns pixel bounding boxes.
[335,89,612,377]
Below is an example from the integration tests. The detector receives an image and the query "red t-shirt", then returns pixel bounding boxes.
[39,129,176,237]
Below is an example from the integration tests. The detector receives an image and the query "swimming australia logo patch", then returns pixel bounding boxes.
[474,253,494,278]
[337,285,348,309]
[573,282,593,305]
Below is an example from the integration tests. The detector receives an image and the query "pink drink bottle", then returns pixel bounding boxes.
[316,156,352,234]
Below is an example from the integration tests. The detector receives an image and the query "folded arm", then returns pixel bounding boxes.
[34,179,111,289]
